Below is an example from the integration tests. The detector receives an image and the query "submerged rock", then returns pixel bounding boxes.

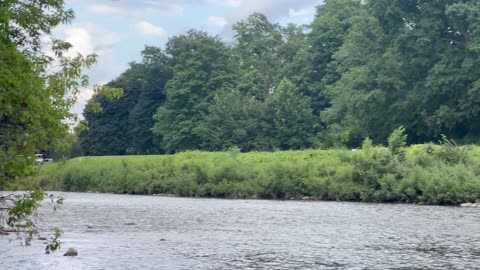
[64,248,78,256]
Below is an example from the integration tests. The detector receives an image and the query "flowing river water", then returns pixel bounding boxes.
[0,192,479,269]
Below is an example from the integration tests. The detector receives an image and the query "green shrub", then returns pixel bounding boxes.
[388,126,407,157]
[34,145,480,205]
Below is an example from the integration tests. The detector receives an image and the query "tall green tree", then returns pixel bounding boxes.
[365,0,457,143]
[361,0,480,144]
[1,0,95,251]
[79,63,145,155]
[301,0,367,115]
[152,30,236,153]
[417,1,480,142]
[79,3,480,152]
[200,90,272,151]
[268,78,316,150]
[127,47,172,154]
[320,9,389,146]
[233,13,283,100]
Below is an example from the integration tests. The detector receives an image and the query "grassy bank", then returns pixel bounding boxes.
[36,140,480,205]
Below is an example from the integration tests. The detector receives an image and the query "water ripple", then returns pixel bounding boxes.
[1,192,479,269]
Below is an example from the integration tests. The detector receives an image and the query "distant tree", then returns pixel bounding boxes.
[127,47,172,154]
[303,0,366,115]
[320,8,388,146]
[200,90,272,151]
[79,2,480,153]
[79,46,172,156]
[79,65,144,156]
[268,78,316,150]
[233,13,283,100]
[152,30,236,153]
[417,2,480,142]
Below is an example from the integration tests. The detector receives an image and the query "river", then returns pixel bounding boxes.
[1,192,479,269]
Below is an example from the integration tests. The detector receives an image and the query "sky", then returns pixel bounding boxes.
[56,0,324,116]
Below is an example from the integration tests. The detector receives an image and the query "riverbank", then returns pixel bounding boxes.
[36,142,480,205]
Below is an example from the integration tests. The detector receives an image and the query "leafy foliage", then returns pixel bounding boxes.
[80,1,480,156]
[1,0,95,251]
[268,78,316,150]
[37,142,480,205]
[152,30,236,153]
[388,126,407,156]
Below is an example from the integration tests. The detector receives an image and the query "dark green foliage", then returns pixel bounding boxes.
[200,90,272,151]
[268,79,317,150]
[301,0,367,115]
[1,0,93,252]
[152,30,237,153]
[233,13,283,100]
[388,126,407,157]
[81,1,480,154]
[79,47,172,155]
[127,47,172,154]
[80,73,142,156]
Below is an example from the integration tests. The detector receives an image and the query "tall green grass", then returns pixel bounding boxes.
[36,141,480,205]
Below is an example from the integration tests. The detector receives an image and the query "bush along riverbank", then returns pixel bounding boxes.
[36,133,480,205]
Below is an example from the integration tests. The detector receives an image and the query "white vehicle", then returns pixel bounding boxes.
[34,154,44,165]
[33,154,54,165]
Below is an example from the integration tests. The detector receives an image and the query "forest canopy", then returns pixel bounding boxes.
[79,0,480,155]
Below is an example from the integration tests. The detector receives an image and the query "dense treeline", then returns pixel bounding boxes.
[38,133,480,205]
[79,0,480,155]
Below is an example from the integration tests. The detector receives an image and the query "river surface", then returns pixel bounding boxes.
[0,192,479,269]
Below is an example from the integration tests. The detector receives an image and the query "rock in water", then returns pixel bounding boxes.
[460,202,480,208]
[64,248,78,256]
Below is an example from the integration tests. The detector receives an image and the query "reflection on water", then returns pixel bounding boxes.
[1,192,479,269]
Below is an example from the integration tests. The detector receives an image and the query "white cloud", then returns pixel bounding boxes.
[94,32,121,53]
[77,88,95,103]
[210,0,324,37]
[62,26,120,58]
[83,1,184,17]
[289,6,316,17]
[64,27,94,57]
[207,16,228,27]
[131,21,166,37]
[224,0,323,22]
[152,4,184,17]
[80,0,321,27]
[207,0,242,7]
[87,4,122,14]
